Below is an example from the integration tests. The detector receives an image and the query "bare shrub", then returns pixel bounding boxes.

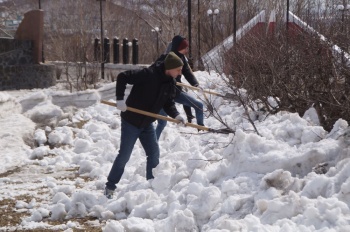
[224,26,350,131]
[55,67,62,80]
[84,68,99,86]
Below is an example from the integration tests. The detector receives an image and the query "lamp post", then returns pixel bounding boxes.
[188,0,192,66]
[233,0,237,43]
[38,0,44,63]
[337,2,350,92]
[97,0,106,79]
[197,0,200,62]
[337,3,350,63]
[151,26,162,56]
[337,3,350,33]
[207,8,219,48]
[286,0,290,30]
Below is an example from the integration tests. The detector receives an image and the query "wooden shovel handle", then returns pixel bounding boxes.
[100,100,209,131]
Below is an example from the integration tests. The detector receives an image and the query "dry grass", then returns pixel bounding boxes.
[0,167,22,178]
[75,120,90,129]
[0,167,105,231]
[0,196,104,231]
[0,197,30,227]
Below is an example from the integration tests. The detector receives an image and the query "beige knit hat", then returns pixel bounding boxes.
[164,52,184,70]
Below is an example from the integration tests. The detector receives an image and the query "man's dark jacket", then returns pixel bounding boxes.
[116,62,179,128]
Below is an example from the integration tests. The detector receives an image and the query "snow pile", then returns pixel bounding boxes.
[1,71,350,231]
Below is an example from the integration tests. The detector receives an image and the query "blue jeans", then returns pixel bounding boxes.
[156,91,204,139]
[106,118,160,190]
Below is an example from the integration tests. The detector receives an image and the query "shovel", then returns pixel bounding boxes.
[176,82,236,100]
[101,100,234,134]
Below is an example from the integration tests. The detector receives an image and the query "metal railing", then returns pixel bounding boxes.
[0,28,14,39]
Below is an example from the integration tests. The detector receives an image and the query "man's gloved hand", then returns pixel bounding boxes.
[175,115,186,127]
[116,100,127,112]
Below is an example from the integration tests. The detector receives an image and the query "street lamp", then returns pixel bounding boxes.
[337,3,350,64]
[151,26,162,56]
[97,0,106,79]
[188,0,192,67]
[233,0,237,43]
[38,0,44,63]
[197,0,201,64]
[337,3,350,33]
[207,8,219,48]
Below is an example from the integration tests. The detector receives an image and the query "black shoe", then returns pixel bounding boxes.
[187,115,195,123]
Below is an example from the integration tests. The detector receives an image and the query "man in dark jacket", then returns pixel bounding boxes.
[104,52,186,199]
[152,35,204,140]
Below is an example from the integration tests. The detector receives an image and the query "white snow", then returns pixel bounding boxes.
[1,71,350,231]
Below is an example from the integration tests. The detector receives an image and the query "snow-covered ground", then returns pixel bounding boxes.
[1,71,350,231]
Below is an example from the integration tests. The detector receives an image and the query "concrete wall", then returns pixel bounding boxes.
[0,10,56,91]
[0,64,55,90]
[0,39,33,66]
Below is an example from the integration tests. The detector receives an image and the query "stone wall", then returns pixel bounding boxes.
[0,38,56,90]
[0,64,56,90]
[0,9,56,91]
[0,38,33,66]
